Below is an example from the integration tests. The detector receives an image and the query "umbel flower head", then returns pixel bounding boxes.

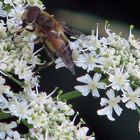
[56,22,140,123]
[0,0,95,139]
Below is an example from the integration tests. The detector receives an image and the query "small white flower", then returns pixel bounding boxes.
[29,129,54,140]
[27,112,48,128]
[77,127,95,140]
[4,0,12,5]
[122,85,140,110]
[57,101,74,116]
[5,131,26,140]
[14,58,34,81]
[98,56,116,72]
[7,18,21,33]
[8,4,24,20]
[97,89,123,121]
[0,76,12,98]
[79,34,101,51]
[108,67,130,91]
[8,100,32,121]
[129,25,140,49]
[100,37,110,46]
[75,52,101,72]
[0,122,17,139]
[75,73,106,97]
[4,0,23,5]
[0,20,7,38]
[0,95,8,109]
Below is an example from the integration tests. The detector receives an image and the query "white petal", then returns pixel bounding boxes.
[93,73,101,82]
[108,74,115,82]
[114,104,123,116]
[92,88,100,97]
[76,62,87,69]
[74,85,90,96]
[55,62,65,69]
[7,130,14,137]
[10,122,17,129]
[88,137,95,140]
[112,83,121,91]
[97,106,115,121]
[100,98,108,106]
[135,98,140,107]
[135,87,140,95]
[126,101,136,110]
[97,107,108,116]
[77,127,89,137]
[121,96,130,103]
[88,63,96,71]
[115,68,121,75]
[55,57,62,63]
[124,72,129,79]
[138,120,140,133]
[106,89,115,99]
[97,82,106,89]
[55,58,66,69]
[125,85,133,93]
[76,74,92,84]
[0,131,6,139]
[115,96,121,103]
[0,10,7,17]
[106,106,115,121]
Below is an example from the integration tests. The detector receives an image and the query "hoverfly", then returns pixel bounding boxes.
[19,6,82,74]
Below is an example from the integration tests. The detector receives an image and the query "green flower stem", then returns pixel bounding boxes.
[4,71,23,87]
[137,107,140,116]
[58,90,82,101]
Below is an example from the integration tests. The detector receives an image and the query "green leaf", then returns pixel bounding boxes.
[58,90,82,101]
[0,111,13,120]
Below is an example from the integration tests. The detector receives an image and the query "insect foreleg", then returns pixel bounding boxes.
[34,58,55,74]
[34,56,55,74]
[25,26,35,32]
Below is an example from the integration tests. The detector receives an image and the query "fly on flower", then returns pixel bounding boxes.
[18,6,83,74]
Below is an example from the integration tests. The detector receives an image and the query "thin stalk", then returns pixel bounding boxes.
[4,71,23,87]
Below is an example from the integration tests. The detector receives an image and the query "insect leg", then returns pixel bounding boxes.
[34,41,55,74]
[34,59,54,74]
[34,36,41,44]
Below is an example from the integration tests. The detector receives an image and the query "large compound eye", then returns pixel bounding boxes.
[22,6,41,23]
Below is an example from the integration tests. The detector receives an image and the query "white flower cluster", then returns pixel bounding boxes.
[0,83,94,140]
[56,23,140,121]
[0,0,95,140]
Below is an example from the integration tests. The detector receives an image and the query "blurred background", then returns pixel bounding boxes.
[40,0,140,140]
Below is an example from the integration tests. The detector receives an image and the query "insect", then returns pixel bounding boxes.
[19,6,82,74]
